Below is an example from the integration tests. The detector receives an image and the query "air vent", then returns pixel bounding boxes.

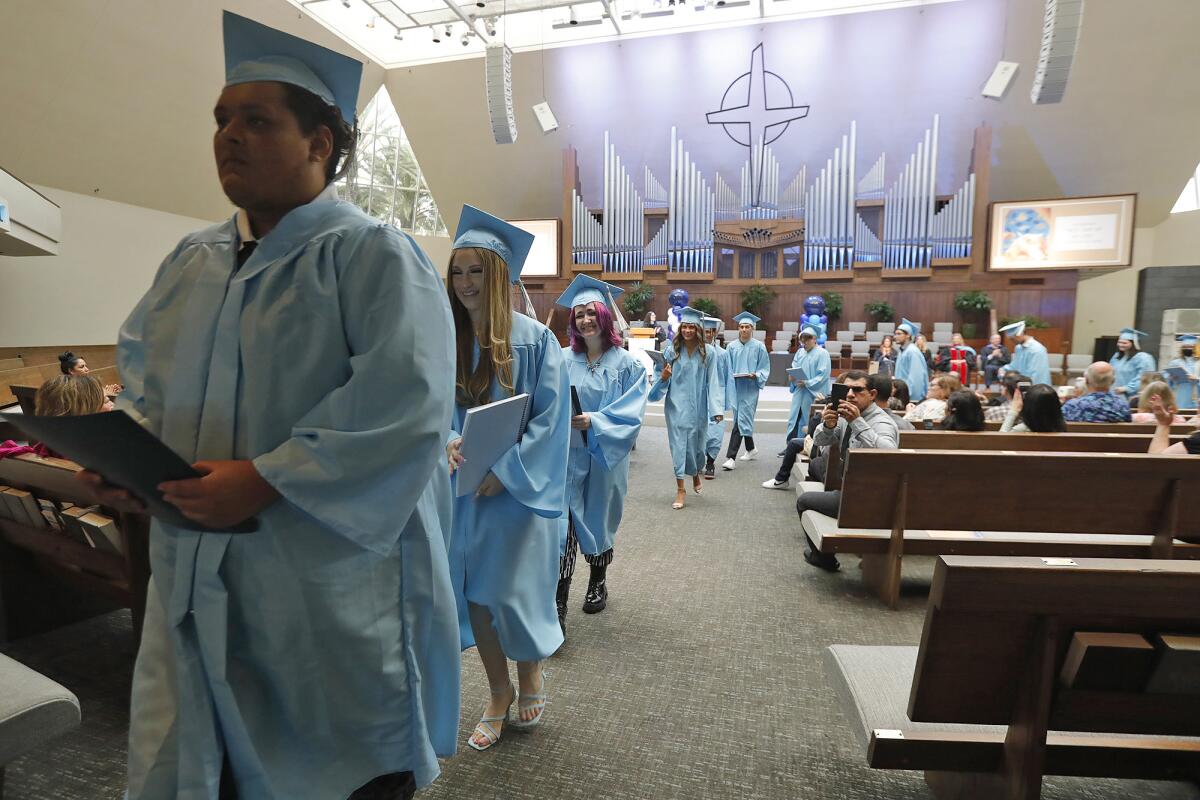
[1009,278,1045,286]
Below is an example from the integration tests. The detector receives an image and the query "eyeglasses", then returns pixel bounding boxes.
[845,385,869,394]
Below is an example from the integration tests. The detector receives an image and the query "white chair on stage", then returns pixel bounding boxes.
[836,330,855,344]
[876,321,896,334]
[753,330,767,341]
[866,331,884,346]
[848,321,867,337]
[1065,353,1091,378]
[781,321,800,333]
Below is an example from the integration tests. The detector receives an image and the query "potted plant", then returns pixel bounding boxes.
[821,291,843,321]
[863,300,895,323]
[623,282,654,320]
[953,290,993,339]
[740,284,777,329]
[691,297,721,319]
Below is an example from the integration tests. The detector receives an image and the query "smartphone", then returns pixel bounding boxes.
[1017,381,1032,396]
[828,383,851,406]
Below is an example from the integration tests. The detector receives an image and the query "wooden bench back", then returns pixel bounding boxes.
[837,449,1200,542]
[0,345,117,367]
[911,556,1200,736]
[0,358,23,371]
[982,420,1196,435]
[898,429,1187,453]
[9,385,37,416]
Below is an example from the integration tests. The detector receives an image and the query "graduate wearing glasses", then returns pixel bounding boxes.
[444,206,569,752]
[87,14,460,799]
[554,276,648,635]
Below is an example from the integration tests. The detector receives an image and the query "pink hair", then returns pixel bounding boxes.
[568,301,623,353]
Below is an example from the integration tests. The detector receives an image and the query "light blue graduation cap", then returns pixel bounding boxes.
[897,318,921,337]
[999,320,1026,337]
[1117,327,1147,346]
[800,321,826,338]
[732,311,761,327]
[556,274,630,332]
[677,306,704,326]
[453,205,538,317]
[223,11,363,126]
[700,316,722,330]
[1177,334,1199,345]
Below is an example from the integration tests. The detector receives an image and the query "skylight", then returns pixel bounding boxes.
[290,0,959,69]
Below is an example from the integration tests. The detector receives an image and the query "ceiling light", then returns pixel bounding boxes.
[431,26,441,42]
[476,0,486,7]
[485,17,498,36]
[394,28,403,40]
[445,25,453,38]
[461,32,472,46]
[342,0,351,7]
[569,6,579,24]
[366,15,376,28]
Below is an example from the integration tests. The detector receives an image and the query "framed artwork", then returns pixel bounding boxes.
[987,194,1136,271]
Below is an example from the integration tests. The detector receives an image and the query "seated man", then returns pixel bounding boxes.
[795,370,899,571]
[981,372,1027,422]
[979,333,1009,388]
[764,374,850,490]
[1061,362,1132,423]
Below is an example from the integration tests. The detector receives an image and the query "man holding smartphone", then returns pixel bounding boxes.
[795,370,899,571]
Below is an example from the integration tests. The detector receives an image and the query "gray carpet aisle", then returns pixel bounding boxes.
[3,426,1197,799]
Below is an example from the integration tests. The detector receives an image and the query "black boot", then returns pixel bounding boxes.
[704,455,716,479]
[582,565,608,613]
[555,577,570,637]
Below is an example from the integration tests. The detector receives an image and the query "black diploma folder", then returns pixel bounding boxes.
[0,411,258,533]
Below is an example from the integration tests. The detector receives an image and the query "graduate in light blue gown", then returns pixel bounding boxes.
[647,306,723,510]
[1110,327,1157,400]
[554,276,648,636]
[93,14,462,799]
[721,311,772,469]
[894,318,930,403]
[1167,334,1200,410]
[784,322,832,441]
[998,319,1052,387]
[444,205,569,752]
[701,316,733,478]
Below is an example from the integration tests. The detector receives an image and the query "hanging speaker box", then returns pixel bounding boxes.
[485,44,517,144]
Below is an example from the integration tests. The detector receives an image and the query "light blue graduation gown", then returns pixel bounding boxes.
[449,313,568,662]
[785,345,832,438]
[724,338,771,434]
[117,198,461,799]
[560,346,648,556]
[1006,337,1051,386]
[706,344,733,459]
[1110,350,1156,395]
[648,341,723,478]
[1167,356,1199,409]
[896,342,929,403]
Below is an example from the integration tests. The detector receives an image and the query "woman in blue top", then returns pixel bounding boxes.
[648,306,723,510]
[554,276,648,636]
[1167,334,1199,410]
[1110,327,1157,402]
[445,207,569,751]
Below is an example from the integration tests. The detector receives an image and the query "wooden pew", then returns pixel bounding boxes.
[0,454,150,642]
[898,429,1189,453]
[982,420,1196,435]
[0,345,117,368]
[8,386,36,416]
[800,449,1200,608]
[0,358,23,372]
[827,556,1200,799]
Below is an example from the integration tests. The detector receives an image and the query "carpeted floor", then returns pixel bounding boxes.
[3,426,1197,799]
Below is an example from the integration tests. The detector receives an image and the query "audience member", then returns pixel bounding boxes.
[1000,384,1067,432]
[941,390,985,431]
[58,350,123,397]
[796,370,899,571]
[1132,381,1188,424]
[904,374,960,423]
[934,333,977,386]
[1149,394,1200,454]
[981,372,1027,422]
[914,334,934,370]
[871,373,913,431]
[1061,362,1132,422]
[872,334,896,375]
[979,333,1010,387]
[35,374,113,416]
[890,378,910,408]
[643,311,668,348]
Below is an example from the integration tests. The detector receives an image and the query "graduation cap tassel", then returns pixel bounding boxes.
[607,288,630,335]
[518,280,538,319]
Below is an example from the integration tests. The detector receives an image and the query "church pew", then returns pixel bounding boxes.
[0,359,23,372]
[0,345,117,368]
[799,449,1200,608]
[897,429,1189,453]
[827,556,1200,799]
[0,454,150,642]
[982,420,1196,435]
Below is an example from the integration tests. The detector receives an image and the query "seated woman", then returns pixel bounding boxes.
[873,334,896,375]
[941,390,985,431]
[1132,381,1188,424]
[904,374,959,423]
[1000,384,1067,432]
[1,374,113,460]
[59,350,123,398]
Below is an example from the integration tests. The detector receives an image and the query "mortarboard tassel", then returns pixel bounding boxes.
[607,288,631,335]
[518,280,538,319]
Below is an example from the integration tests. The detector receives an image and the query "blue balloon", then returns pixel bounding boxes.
[668,288,689,308]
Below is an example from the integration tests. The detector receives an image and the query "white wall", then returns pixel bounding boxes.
[0,186,216,346]
[1148,210,1200,267]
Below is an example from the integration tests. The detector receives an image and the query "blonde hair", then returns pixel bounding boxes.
[35,374,106,416]
[931,374,962,397]
[447,247,515,408]
[915,334,929,353]
[1138,381,1176,414]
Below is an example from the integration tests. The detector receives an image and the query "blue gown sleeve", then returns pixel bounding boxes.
[647,344,673,403]
[706,351,724,422]
[490,326,570,518]
[585,358,648,470]
[753,342,771,390]
[807,349,832,398]
[252,227,455,556]
[787,350,804,395]
[115,244,187,428]
[722,353,735,411]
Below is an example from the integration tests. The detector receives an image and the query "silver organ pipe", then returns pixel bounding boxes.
[855,214,882,263]
[716,174,739,223]
[931,172,975,260]
[883,115,939,270]
[780,166,806,219]
[666,127,715,272]
[644,166,667,207]
[857,153,885,200]
[804,123,856,272]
